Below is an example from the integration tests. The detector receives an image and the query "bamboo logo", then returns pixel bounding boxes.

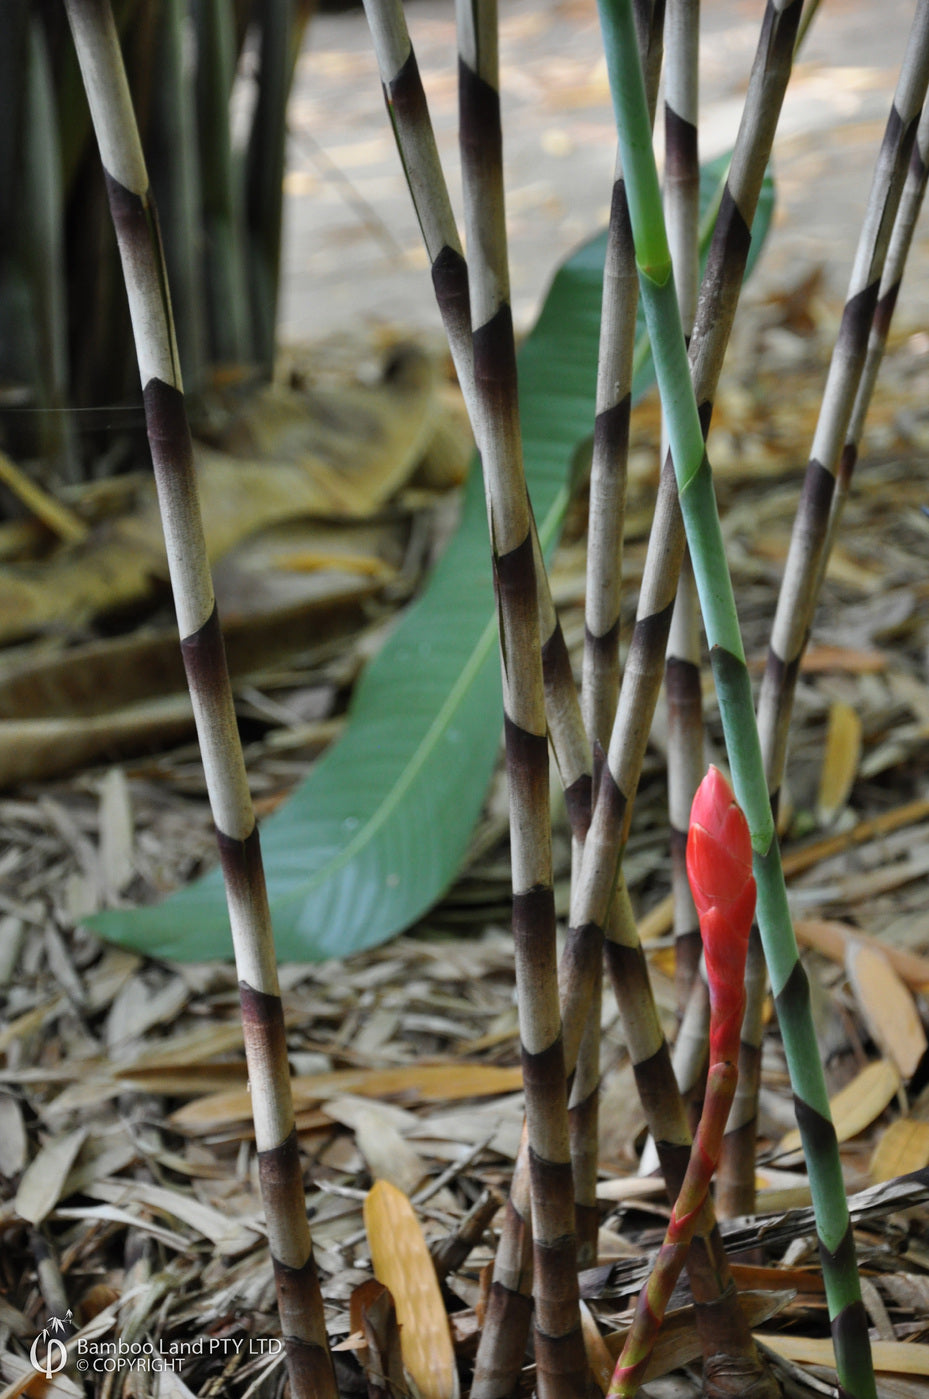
[30,1317,71,1379]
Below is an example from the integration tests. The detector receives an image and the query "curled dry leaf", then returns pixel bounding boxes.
[0,1093,28,1178]
[363,1180,458,1399]
[14,1127,87,1226]
[757,1334,929,1377]
[816,699,863,824]
[845,939,928,1081]
[869,1118,929,1183]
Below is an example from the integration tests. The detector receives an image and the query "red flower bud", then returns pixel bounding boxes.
[686,766,756,1060]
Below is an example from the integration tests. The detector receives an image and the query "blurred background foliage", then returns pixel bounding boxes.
[0,0,313,487]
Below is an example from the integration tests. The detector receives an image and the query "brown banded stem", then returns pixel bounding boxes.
[757,0,929,805]
[62,5,336,1394]
[663,0,704,1013]
[735,0,929,1219]
[456,0,585,1392]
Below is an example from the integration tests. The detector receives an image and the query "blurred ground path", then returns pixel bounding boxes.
[280,0,928,346]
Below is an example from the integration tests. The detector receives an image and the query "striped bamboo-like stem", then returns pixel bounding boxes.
[456,2,585,1393]
[561,0,801,1279]
[559,8,800,1391]
[569,0,802,970]
[582,158,639,777]
[361,2,595,1373]
[638,965,709,1178]
[596,0,877,1390]
[62,6,336,1395]
[194,0,253,365]
[732,2,929,1221]
[820,97,929,594]
[581,0,661,766]
[362,0,592,837]
[610,769,754,1399]
[756,0,929,807]
[571,0,664,1276]
[666,564,705,1008]
[569,951,602,1266]
[663,0,704,1014]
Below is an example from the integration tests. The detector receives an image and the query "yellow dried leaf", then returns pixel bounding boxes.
[796,917,929,991]
[581,1298,616,1393]
[757,1333,929,1376]
[869,1117,929,1183]
[846,940,928,1080]
[363,1181,458,1399]
[15,1129,87,1226]
[170,1063,523,1133]
[777,1058,900,1156]
[817,699,862,823]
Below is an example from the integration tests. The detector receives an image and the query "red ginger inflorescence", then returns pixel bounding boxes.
[686,765,755,1062]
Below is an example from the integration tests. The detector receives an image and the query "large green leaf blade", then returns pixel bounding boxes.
[88,156,773,961]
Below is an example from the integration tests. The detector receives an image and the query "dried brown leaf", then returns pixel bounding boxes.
[14,1128,87,1225]
[870,1118,929,1182]
[796,918,929,992]
[817,699,862,823]
[364,1180,458,1399]
[0,1094,28,1178]
[757,1334,929,1377]
[170,1064,524,1133]
[846,940,927,1080]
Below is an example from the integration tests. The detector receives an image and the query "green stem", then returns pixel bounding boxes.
[596,1,878,1395]
[63,4,336,1392]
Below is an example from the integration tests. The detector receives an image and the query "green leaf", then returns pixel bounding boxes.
[88,155,774,961]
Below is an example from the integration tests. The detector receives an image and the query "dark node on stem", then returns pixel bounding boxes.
[773,957,814,1037]
[836,279,882,358]
[216,824,267,911]
[593,393,631,466]
[476,1282,534,1378]
[512,883,558,961]
[239,979,289,1083]
[458,53,503,192]
[664,105,698,180]
[278,1335,338,1395]
[561,920,606,1019]
[593,758,627,836]
[666,655,702,724]
[699,182,751,316]
[504,714,551,841]
[473,301,519,409]
[873,280,902,343]
[521,1035,568,1108]
[876,101,914,183]
[584,617,622,664]
[837,440,859,490]
[387,46,429,133]
[431,243,471,338]
[563,773,593,844]
[496,529,537,638]
[103,165,149,234]
[180,598,228,690]
[541,617,575,694]
[143,376,196,474]
[761,644,802,708]
[271,1240,324,1305]
[635,593,678,667]
[607,175,635,245]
